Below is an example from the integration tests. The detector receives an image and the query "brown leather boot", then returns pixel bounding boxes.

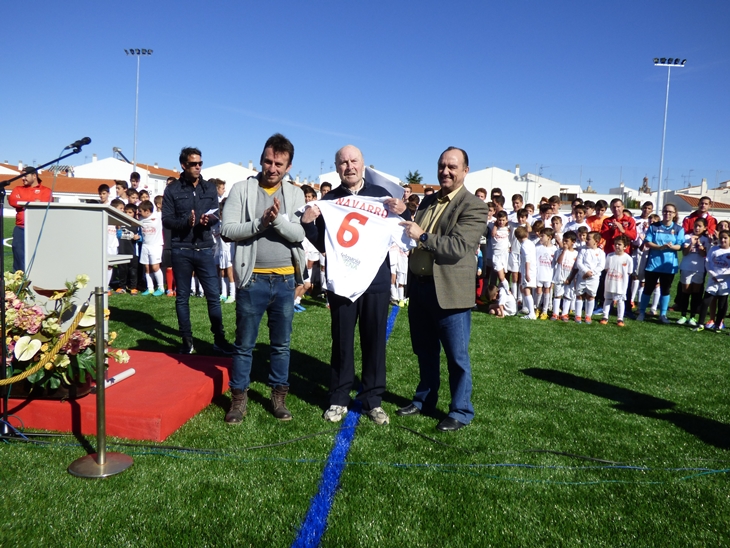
[225,388,248,424]
[270,385,292,421]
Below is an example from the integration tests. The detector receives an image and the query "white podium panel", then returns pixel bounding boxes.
[23,203,141,322]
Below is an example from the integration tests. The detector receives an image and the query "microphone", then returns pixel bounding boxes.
[65,137,91,150]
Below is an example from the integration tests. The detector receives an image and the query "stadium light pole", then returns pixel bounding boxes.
[124,48,153,171]
[653,57,686,211]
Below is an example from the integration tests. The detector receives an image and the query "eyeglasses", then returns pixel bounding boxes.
[186,161,203,167]
[662,210,674,214]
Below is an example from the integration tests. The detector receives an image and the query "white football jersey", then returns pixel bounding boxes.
[313,196,415,301]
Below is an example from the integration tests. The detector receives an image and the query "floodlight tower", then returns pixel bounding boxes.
[653,57,686,211]
[124,48,153,170]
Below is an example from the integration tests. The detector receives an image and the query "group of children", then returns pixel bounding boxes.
[478,192,730,331]
[101,178,236,303]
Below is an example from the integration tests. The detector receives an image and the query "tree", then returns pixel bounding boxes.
[405,170,423,185]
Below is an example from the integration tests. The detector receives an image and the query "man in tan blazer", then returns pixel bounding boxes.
[397,146,489,431]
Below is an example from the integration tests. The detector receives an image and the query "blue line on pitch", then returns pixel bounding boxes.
[292,305,400,547]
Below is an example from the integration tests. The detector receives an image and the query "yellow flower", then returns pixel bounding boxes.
[108,331,117,342]
[48,291,66,301]
[108,350,130,364]
[14,336,42,361]
[53,354,70,370]
[74,274,90,289]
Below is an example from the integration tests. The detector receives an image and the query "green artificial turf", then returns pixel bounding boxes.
[1,288,729,547]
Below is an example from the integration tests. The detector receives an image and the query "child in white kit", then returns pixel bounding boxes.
[601,235,634,326]
[551,231,579,321]
[574,231,606,324]
[138,200,165,296]
[486,284,517,317]
[695,230,730,332]
[535,227,557,320]
[516,226,537,319]
[508,209,531,299]
[490,210,511,294]
[213,198,236,304]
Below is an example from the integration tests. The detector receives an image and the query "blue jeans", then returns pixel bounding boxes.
[171,247,225,340]
[230,273,295,391]
[408,278,475,424]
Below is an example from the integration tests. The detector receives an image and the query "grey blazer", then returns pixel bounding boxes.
[413,187,489,309]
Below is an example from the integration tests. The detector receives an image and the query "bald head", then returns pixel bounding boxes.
[335,145,365,189]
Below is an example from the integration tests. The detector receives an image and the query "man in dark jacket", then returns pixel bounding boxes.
[302,145,406,426]
[162,147,233,354]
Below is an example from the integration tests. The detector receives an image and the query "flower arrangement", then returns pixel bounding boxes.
[5,271,129,394]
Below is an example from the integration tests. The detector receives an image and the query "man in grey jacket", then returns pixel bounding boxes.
[220,134,306,423]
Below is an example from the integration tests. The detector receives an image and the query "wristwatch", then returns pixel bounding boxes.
[419,232,429,243]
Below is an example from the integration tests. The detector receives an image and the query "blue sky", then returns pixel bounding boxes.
[2,1,728,193]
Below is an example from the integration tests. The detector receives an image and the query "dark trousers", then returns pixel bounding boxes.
[12,226,24,273]
[327,290,388,412]
[171,247,225,340]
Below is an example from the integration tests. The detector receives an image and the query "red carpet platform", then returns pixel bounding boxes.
[6,350,231,441]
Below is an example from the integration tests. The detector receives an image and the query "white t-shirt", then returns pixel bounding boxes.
[536,243,557,283]
[604,252,634,294]
[498,287,517,316]
[576,247,606,280]
[519,239,536,285]
[705,246,730,295]
[312,195,415,301]
[679,234,711,274]
[552,248,578,284]
[490,224,510,254]
[141,214,163,248]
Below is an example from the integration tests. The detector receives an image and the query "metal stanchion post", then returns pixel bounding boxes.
[68,287,133,478]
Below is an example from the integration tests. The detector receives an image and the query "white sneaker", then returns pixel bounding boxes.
[366,407,390,425]
[688,318,697,327]
[521,314,537,320]
[323,405,348,423]
[676,316,687,325]
[225,296,236,304]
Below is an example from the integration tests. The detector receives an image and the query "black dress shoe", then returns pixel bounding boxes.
[396,403,421,416]
[436,417,466,432]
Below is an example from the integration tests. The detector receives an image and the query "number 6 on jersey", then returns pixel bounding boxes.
[336,212,369,248]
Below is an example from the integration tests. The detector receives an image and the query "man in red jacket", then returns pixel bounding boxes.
[601,198,637,254]
[682,196,717,237]
[8,167,53,272]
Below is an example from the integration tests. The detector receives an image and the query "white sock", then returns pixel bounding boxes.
[603,302,611,320]
[154,270,164,290]
[511,281,518,297]
[146,273,154,291]
[107,268,113,286]
[575,299,584,318]
[586,299,595,317]
[524,294,534,316]
[630,279,639,302]
[220,278,227,298]
[562,299,571,316]
[229,282,236,299]
[617,300,625,321]
[391,285,398,302]
[651,289,660,310]
[398,286,405,301]
[191,278,197,292]
[637,286,644,304]
[294,295,301,305]
[553,298,561,315]
[501,279,510,292]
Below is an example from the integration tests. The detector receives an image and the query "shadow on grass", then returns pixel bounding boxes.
[109,305,179,352]
[522,367,730,450]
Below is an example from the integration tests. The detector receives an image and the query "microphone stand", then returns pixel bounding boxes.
[1,142,89,436]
